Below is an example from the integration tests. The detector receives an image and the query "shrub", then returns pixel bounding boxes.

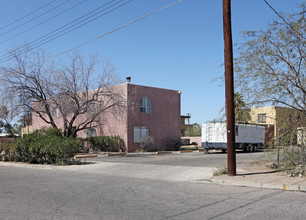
[139,136,155,152]
[87,135,125,152]
[281,145,306,177]
[11,127,82,165]
[213,167,228,176]
[0,141,15,161]
[165,137,182,151]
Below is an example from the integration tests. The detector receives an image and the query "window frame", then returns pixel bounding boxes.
[87,102,96,115]
[140,97,152,114]
[134,126,149,143]
[86,128,96,138]
[52,107,59,118]
[258,113,267,123]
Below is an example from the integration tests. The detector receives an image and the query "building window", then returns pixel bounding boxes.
[134,126,149,143]
[258,113,266,123]
[86,128,96,138]
[52,107,59,118]
[88,102,95,114]
[140,97,152,114]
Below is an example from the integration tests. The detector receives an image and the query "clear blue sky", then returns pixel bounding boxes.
[0,0,302,124]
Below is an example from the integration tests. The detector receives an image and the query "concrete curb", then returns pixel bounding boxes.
[211,178,306,192]
[105,152,126,156]
[0,161,56,170]
[179,150,193,153]
[155,151,172,154]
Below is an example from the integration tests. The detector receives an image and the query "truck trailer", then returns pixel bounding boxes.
[201,123,265,152]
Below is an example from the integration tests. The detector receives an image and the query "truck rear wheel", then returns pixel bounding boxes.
[244,145,251,152]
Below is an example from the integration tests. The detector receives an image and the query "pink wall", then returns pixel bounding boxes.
[127,84,181,152]
[181,136,202,146]
[32,83,181,152]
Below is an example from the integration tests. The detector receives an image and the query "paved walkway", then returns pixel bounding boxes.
[211,168,306,192]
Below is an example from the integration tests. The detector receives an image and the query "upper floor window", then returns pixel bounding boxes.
[87,102,95,114]
[258,113,266,123]
[52,107,59,118]
[140,97,152,114]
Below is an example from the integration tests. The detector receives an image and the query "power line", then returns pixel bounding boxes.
[0,0,72,38]
[2,0,184,65]
[0,0,131,63]
[0,0,88,46]
[264,0,305,40]
[55,0,184,57]
[0,0,56,31]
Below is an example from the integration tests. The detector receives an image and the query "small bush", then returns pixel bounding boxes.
[87,135,125,152]
[281,145,306,177]
[165,137,182,151]
[139,136,155,152]
[213,167,228,176]
[11,127,82,165]
[0,141,15,161]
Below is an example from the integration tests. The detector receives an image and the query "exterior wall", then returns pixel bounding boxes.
[32,83,181,152]
[249,106,277,126]
[76,84,128,149]
[21,125,33,136]
[32,84,128,150]
[180,115,192,135]
[247,106,304,145]
[181,136,201,146]
[0,138,15,144]
[127,84,181,152]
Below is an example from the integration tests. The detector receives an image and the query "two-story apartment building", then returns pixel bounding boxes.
[246,106,305,145]
[32,81,181,152]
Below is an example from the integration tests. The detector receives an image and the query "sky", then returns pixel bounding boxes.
[0,0,302,124]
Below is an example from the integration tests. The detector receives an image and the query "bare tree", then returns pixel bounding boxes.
[0,48,126,137]
[235,3,305,117]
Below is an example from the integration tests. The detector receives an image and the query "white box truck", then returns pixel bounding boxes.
[201,123,265,152]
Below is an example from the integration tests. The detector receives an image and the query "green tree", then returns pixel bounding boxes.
[234,92,250,123]
[235,2,306,175]
[235,3,305,117]
[184,123,201,137]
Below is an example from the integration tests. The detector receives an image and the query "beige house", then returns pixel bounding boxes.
[245,106,304,145]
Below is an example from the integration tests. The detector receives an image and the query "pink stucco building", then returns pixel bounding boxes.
[32,82,181,152]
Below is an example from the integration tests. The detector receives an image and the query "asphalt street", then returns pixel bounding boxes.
[1,151,305,220]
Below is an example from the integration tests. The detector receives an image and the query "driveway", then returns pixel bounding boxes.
[53,151,266,182]
[86,150,265,168]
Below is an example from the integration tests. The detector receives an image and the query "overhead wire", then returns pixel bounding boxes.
[0,0,89,46]
[0,0,131,63]
[0,0,72,38]
[264,0,305,41]
[1,0,184,65]
[0,0,56,31]
[51,0,185,60]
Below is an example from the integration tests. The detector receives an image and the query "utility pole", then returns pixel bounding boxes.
[223,0,236,176]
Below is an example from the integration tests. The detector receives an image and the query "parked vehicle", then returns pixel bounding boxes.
[201,123,265,152]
